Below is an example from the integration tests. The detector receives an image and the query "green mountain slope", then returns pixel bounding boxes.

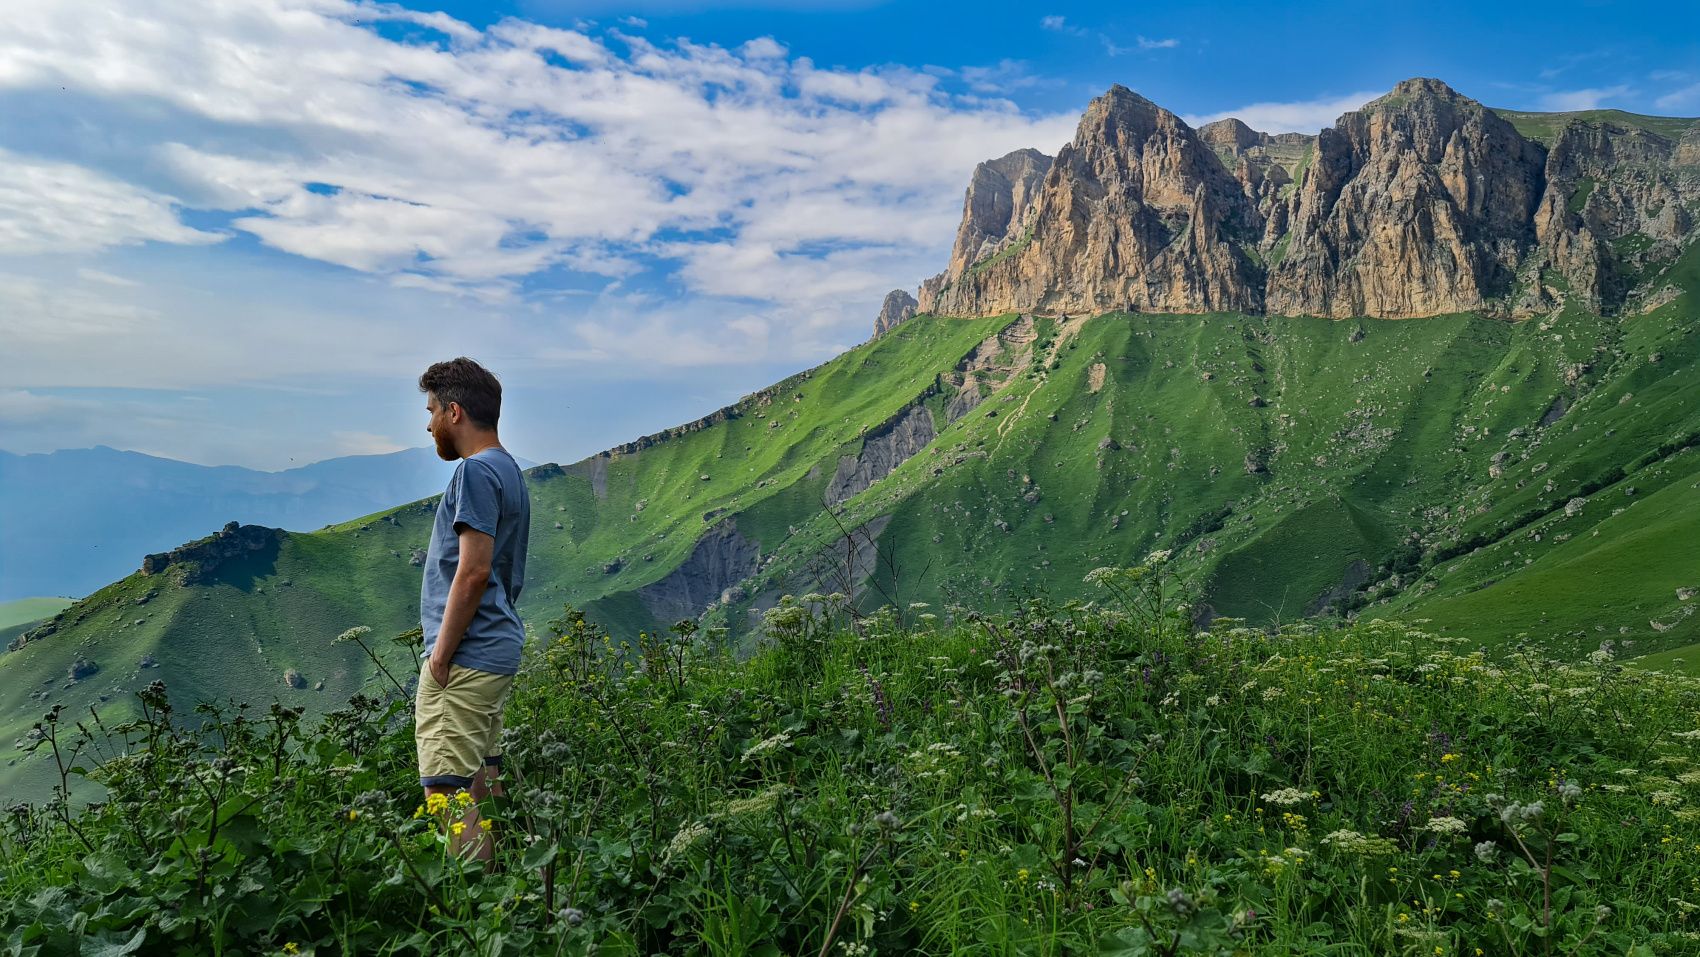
[0,598,72,631]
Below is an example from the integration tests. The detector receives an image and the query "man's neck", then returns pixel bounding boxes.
[461,435,502,458]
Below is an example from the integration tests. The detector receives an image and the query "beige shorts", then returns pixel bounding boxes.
[415,660,513,788]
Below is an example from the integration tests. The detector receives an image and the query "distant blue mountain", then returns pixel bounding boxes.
[0,446,538,601]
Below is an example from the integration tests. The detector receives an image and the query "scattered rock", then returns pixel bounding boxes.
[67,657,98,681]
[139,654,157,669]
[603,558,626,575]
[283,668,306,689]
[409,549,427,567]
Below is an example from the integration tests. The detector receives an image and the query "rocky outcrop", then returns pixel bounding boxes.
[941,149,1053,281]
[826,403,937,505]
[945,314,1038,421]
[637,519,762,624]
[1523,118,1699,313]
[919,86,1264,318]
[918,77,1700,322]
[872,289,919,338]
[1268,78,1547,318]
[140,521,286,584]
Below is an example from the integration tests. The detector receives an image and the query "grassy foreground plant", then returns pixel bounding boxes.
[5,559,1700,954]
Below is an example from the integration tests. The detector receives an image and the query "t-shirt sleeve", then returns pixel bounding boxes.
[451,459,502,538]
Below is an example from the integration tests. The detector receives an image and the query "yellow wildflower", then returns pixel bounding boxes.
[451,821,467,836]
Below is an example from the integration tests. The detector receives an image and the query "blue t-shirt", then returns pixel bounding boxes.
[420,446,530,675]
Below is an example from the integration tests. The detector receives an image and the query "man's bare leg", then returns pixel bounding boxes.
[423,782,492,862]
[471,760,505,801]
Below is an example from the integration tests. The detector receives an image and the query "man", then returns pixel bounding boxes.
[415,357,530,861]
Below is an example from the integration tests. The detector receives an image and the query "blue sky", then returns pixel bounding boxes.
[2,0,1696,470]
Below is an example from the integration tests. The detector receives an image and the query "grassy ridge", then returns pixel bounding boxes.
[0,598,73,631]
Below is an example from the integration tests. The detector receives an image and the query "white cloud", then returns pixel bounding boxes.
[1184,91,1382,134]
[75,268,141,287]
[1040,15,1086,37]
[1655,82,1700,112]
[1538,84,1634,111]
[0,147,221,254]
[0,0,1083,465]
[0,1,1072,301]
[330,430,407,456]
[957,59,1050,95]
[740,36,786,59]
[1100,34,1180,57]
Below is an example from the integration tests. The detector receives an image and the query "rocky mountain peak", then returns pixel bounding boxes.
[934,148,1054,284]
[917,76,1700,323]
[1075,84,1175,141]
[919,83,1263,318]
[1267,75,1547,318]
[1198,117,1264,152]
[1383,76,1467,101]
[871,288,918,338]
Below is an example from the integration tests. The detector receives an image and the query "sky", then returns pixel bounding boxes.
[2,0,1697,470]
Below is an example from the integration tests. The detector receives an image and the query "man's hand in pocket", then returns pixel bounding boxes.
[429,656,453,690]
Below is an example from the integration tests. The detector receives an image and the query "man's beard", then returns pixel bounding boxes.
[432,430,457,460]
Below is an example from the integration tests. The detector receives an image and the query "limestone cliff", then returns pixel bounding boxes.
[918,77,1700,322]
[871,288,918,338]
[1267,78,1548,318]
[919,86,1264,318]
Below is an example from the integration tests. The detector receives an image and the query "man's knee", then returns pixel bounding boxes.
[470,757,502,797]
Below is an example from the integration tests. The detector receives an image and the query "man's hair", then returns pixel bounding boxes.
[419,357,502,430]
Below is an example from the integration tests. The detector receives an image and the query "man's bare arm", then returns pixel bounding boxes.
[429,524,495,686]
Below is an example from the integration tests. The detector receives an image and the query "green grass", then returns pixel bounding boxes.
[0,597,74,630]
[1567,176,1597,214]
[1491,107,1700,145]
[7,593,1700,954]
[967,225,1035,277]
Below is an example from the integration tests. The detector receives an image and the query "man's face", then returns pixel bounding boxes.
[425,395,457,461]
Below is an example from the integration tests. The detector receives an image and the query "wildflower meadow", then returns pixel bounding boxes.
[5,555,1700,955]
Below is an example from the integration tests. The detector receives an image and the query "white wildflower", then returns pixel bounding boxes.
[1260,787,1313,807]
[1425,816,1468,838]
[741,731,793,762]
